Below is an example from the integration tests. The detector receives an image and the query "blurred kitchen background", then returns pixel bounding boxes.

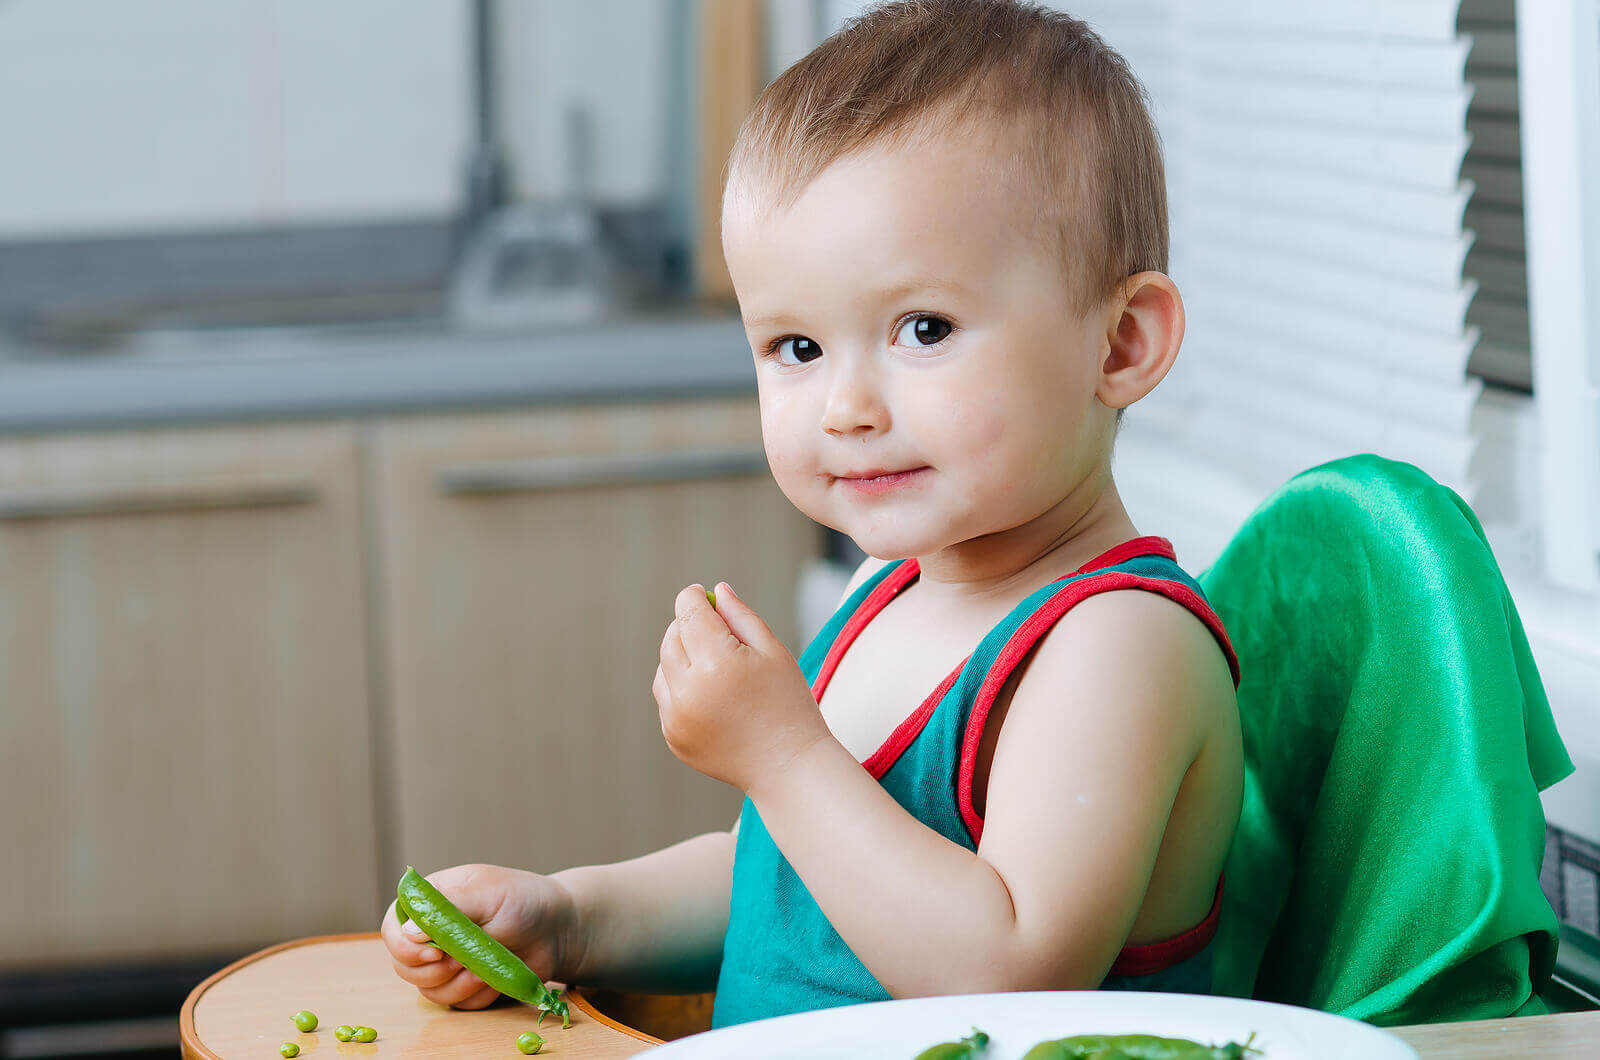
[2,1,1598,1058]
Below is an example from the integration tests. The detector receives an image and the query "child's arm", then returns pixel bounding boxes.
[656,581,1234,998]
[549,823,737,995]
[555,560,890,996]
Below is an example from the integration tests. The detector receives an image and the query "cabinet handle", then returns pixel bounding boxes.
[0,476,319,521]
[438,445,769,496]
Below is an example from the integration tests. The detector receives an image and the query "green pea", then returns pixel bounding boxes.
[354,1027,378,1043]
[706,589,717,608]
[516,1031,545,1054]
[333,1026,355,1042]
[280,1045,300,1058]
[291,1011,317,1033]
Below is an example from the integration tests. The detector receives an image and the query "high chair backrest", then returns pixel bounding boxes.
[1195,454,1574,1025]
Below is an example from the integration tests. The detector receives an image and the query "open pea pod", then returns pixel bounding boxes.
[395,866,570,1029]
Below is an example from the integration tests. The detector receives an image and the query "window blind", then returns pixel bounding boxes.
[1072,0,1490,565]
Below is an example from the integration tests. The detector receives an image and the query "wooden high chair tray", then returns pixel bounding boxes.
[178,933,671,1059]
[180,934,1600,1058]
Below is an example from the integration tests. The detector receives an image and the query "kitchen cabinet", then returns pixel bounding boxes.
[1,394,822,973]
[371,398,821,879]
[0,424,378,970]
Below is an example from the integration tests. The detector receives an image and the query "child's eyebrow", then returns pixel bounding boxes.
[744,276,973,331]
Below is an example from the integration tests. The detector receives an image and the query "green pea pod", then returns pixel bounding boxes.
[913,1027,989,1060]
[1037,1035,1256,1060]
[395,867,570,1028]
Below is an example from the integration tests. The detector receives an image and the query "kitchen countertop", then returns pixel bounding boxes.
[0,308,755,434]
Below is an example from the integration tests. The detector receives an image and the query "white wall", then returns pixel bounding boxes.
[495,0,673,205]
[0,0,676,239]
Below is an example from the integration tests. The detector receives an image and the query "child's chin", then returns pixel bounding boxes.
[849,533,929,562]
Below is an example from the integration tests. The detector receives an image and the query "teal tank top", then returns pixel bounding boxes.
[711,537,1242,1029]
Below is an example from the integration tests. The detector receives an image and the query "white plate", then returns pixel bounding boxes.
[633,991,1418,1059]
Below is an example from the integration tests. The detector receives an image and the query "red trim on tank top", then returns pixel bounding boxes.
[813,538,1234,978]
[810,558,921,704]
[1078,535,1176,572]
[1108,874,1225,976]
[813,538,1219,776]
[957,571,1241,846]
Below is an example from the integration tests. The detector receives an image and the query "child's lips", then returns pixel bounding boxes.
[835,466,931,495]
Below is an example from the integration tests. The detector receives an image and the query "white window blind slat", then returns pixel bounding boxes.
[1189,30,1471,88]
[1200,2,1460,42]
[1179,118,1471,190]
[1184,157,1473,235]
[1186,373,1479,487]
[1188,249,1476,333]
[1187,76,1473,136]
[1182,334,1484,436]
[1184,207,1474,289]
[1181,277,1481,375]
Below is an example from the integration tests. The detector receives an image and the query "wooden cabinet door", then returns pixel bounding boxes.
[0,424,378,969]
[372,398,822,879]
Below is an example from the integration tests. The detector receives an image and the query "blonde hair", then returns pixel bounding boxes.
[723,0,1167,319]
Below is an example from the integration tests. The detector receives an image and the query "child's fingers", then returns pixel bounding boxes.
[709,582,780,653]
[449,979,506,1011]
[415,964,496,1009]
[391,951,460,990]
[675,584,741,657]
[660,620,690,674]
[381,901,445,966]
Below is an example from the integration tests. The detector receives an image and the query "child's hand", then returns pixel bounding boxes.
[653,582,831,794]
[380,863,578,1010]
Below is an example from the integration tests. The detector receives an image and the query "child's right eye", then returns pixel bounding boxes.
[767,336,823,366]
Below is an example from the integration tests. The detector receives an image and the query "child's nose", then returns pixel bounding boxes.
[820,360,889,437]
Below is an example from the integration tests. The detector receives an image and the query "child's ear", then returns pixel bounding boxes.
[1094,271,1185,411]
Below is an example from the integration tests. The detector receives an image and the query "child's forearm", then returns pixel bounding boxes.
[549,828,735,995]
[748,736,1068,998]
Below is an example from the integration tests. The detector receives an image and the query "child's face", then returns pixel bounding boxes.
[722,125,1116,562]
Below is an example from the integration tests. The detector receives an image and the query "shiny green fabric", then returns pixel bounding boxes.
[1197,453,1574,1026]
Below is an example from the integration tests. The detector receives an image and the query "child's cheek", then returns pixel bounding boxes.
[951,402,1007,456]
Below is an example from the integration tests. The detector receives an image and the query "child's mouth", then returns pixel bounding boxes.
[837,467,931,495]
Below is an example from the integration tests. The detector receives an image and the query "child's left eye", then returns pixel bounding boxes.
[894,314,953,348]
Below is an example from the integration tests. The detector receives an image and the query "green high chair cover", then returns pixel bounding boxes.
[1196,453,1574,1026]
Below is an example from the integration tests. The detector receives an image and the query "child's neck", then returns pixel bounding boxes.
[911,476,1140,606]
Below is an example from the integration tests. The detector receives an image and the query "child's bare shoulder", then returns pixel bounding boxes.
[1038,586,1234,742]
